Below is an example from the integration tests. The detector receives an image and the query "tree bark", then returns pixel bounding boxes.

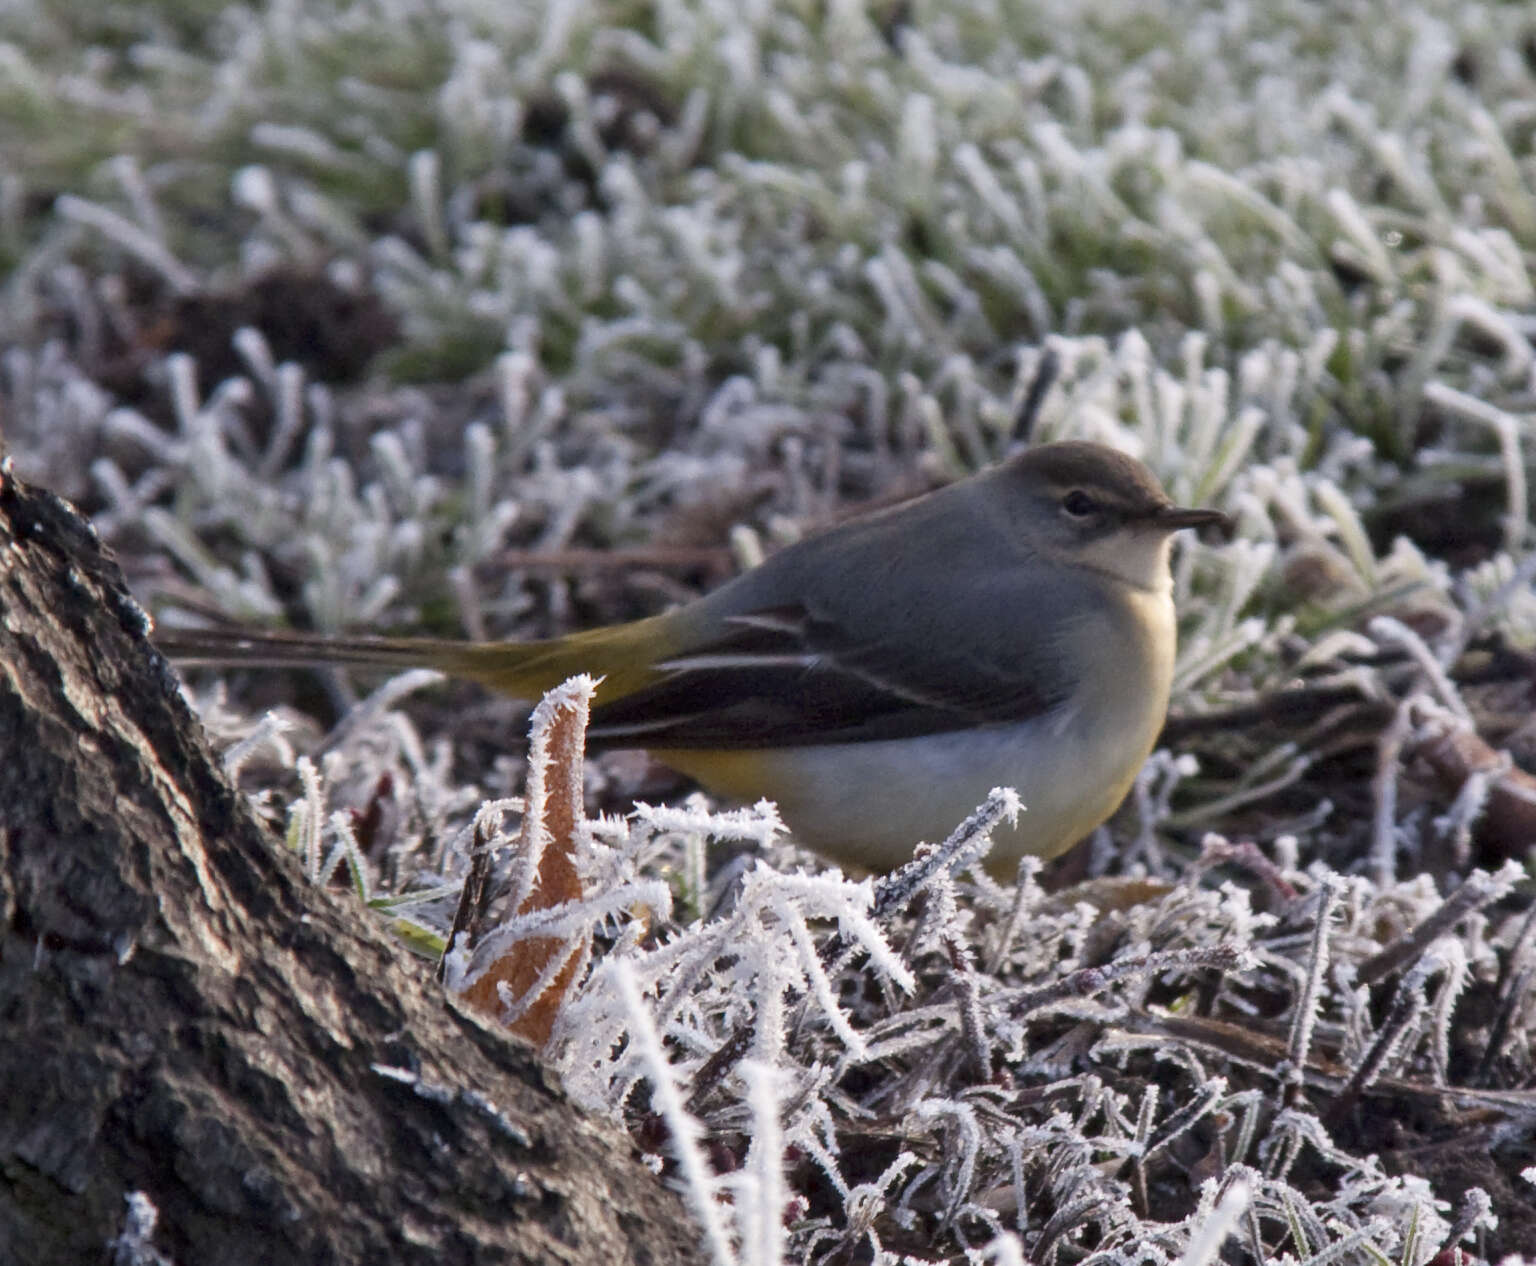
[0,461,705,1266]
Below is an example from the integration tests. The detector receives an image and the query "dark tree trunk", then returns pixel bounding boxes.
[0,462,705,1266]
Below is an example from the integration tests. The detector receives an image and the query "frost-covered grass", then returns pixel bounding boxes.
[5,0,1536,1261]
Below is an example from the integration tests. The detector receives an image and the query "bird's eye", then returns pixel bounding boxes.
[1061,490,1098,518]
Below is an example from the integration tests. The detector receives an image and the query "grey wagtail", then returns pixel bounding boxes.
[156,441,1231,874]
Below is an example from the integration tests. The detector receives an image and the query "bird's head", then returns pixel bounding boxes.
[1003,441,1232,592]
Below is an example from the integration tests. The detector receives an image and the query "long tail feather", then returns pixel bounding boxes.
[154,626,452,670]
[154,617,677,705]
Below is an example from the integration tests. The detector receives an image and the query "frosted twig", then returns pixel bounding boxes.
[1326,956,1439,1127]
[318,669,446,754]
[1145,1077,1226,1160]
[612,961,736,1265]
[1367,701,1413,887]
[871,788,1020,919]
[1432,1187,1494,1263]
[1478,899,1536,1082]
[1285,880,1339,1096]
[1421,381,1528,551]
[220,709,295,777]
[735,1061,786,1266]
[912,1099,982,1230]
[1176,1178,1249,1266]
[1354,865,1520,986]
[1369,617,1468,718]
[986,855,1043,973]
[1003,944,1246,1019]
[291,755,325,882]
[56,195,199,294]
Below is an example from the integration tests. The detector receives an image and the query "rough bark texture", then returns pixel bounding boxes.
[0,461,705,1266]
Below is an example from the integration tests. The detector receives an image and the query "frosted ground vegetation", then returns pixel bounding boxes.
[4,0,1536,1261]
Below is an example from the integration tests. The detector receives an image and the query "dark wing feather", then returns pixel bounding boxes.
[587,602,1066,749]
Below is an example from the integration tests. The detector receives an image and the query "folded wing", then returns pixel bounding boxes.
[587,600,1069,748]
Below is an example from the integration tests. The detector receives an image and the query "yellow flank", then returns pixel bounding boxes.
[428,613,682,704]
[651,748,774,800]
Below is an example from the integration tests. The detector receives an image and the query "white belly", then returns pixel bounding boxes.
[661,689,1164,875]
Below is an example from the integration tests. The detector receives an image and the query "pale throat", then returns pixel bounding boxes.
[1058,531,1179,730]
[1067,528,1177,595]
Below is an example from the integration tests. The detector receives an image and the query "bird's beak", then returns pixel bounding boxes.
[1153,505,1234,535]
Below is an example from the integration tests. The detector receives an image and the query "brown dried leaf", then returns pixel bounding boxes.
[457,677,595,1047]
